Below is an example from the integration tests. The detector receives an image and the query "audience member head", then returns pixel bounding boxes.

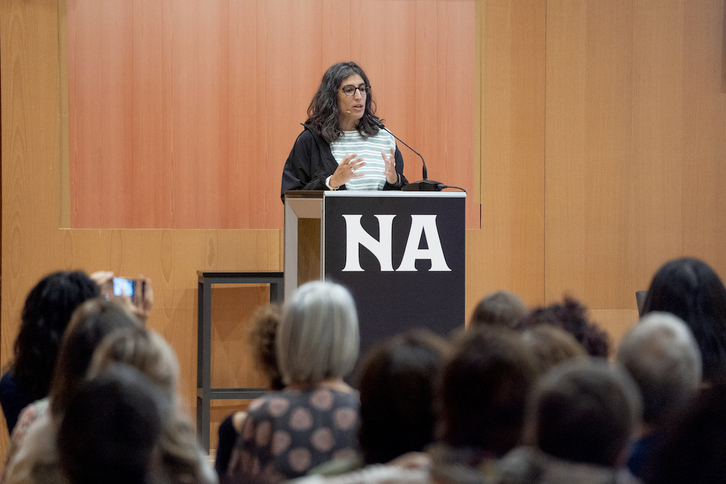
[469,290,527,329]
[88,322,209,484]
[277,281,359,386]
[357,329,449,464]
[645,382,726,484]
[87,327,179,402]
[528,360,642,468]
[58,363,169,484]
[248,303,284,391]
[49,298,140,415]
[437,326,535,456]
[513,295,610,358]
[12,271,100,402]
[520,324,588,376]
[617,312,701,428]
[642,257,726,382]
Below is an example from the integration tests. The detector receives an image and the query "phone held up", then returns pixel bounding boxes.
[112,277,144,302]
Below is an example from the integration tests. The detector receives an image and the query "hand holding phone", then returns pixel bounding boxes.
[112,277,136,301]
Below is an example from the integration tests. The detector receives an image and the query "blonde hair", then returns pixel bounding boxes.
[87,327,212,484]
[88,327,178,401]
[50,298,140,415]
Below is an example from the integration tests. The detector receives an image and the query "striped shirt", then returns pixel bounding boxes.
[330,130,397,190]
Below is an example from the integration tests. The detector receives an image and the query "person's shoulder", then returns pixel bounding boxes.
[246,390,298,416]
[0,370,18,392]
[14,398,48,432]
[296,125,320,144]
[331,388,360,407]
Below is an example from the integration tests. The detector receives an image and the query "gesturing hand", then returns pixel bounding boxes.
[382,148,397,184]
[329,153,365,189]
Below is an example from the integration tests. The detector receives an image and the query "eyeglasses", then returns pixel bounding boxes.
[340,84,369,96]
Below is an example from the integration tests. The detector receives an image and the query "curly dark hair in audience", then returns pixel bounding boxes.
[12,271,100,402]
[642,257,726,382]
[248,303,284,391]
[513,295,610,358]
[305,62,380,144]
[357,329,449,464]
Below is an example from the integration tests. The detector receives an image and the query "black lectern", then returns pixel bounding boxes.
[284,191,465,355]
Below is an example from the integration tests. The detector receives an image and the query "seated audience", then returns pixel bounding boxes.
[0,271,99,433]
[304,329,449,480]
[519,324,587,376]
[88,327,217,484]
[469,291,527,329]
[616,312,702,478]
[1,298,141,484]
[227,281,361,483]
[216,303,284,476]
[358,329,449,465]
[641,257,726,383]
[643,381,726,484]
[57,364,170,484]
[497,360,642,484]
[429,326,535,483]
[0,270,152,435]
[513,295,610,357]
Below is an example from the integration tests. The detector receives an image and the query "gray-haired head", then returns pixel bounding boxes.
[617,312,702,426]
[277,281,359,385]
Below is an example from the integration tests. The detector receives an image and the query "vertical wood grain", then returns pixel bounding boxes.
[66,0,479,230]
[466,0,547,312]
[544,0,726,309]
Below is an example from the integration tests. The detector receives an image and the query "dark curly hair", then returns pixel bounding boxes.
[12,271,100,402]
[512,295,610,358]
[305,61,380,144]
[248,303,284,391]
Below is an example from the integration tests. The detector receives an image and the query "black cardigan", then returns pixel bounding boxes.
[280,124,407,202]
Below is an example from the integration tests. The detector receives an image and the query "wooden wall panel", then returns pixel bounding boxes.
[466,0,546,314]
[545,0,637,308]
[67,0,479,230]
[544,0,726,314]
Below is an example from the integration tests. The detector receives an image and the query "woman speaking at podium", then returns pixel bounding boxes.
[281,62,408,201]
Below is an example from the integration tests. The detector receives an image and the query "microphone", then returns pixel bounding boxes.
[371,119,443,191]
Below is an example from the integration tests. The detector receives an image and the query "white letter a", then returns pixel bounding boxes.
[397,215,451,271]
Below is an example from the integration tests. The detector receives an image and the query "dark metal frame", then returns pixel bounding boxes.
[196,271,284,452]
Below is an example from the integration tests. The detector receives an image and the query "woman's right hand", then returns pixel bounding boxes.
[329,153,365,189]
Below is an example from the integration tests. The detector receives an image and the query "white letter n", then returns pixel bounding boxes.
[342,215,395,272]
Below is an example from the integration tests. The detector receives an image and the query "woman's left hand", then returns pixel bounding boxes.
[381,148,398,184]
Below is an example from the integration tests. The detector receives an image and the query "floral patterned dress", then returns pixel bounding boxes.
[228,387,360,483]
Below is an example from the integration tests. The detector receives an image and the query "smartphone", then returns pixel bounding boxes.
[112,277,136,301]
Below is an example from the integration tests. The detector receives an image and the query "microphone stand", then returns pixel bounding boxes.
[372,120,443,191]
